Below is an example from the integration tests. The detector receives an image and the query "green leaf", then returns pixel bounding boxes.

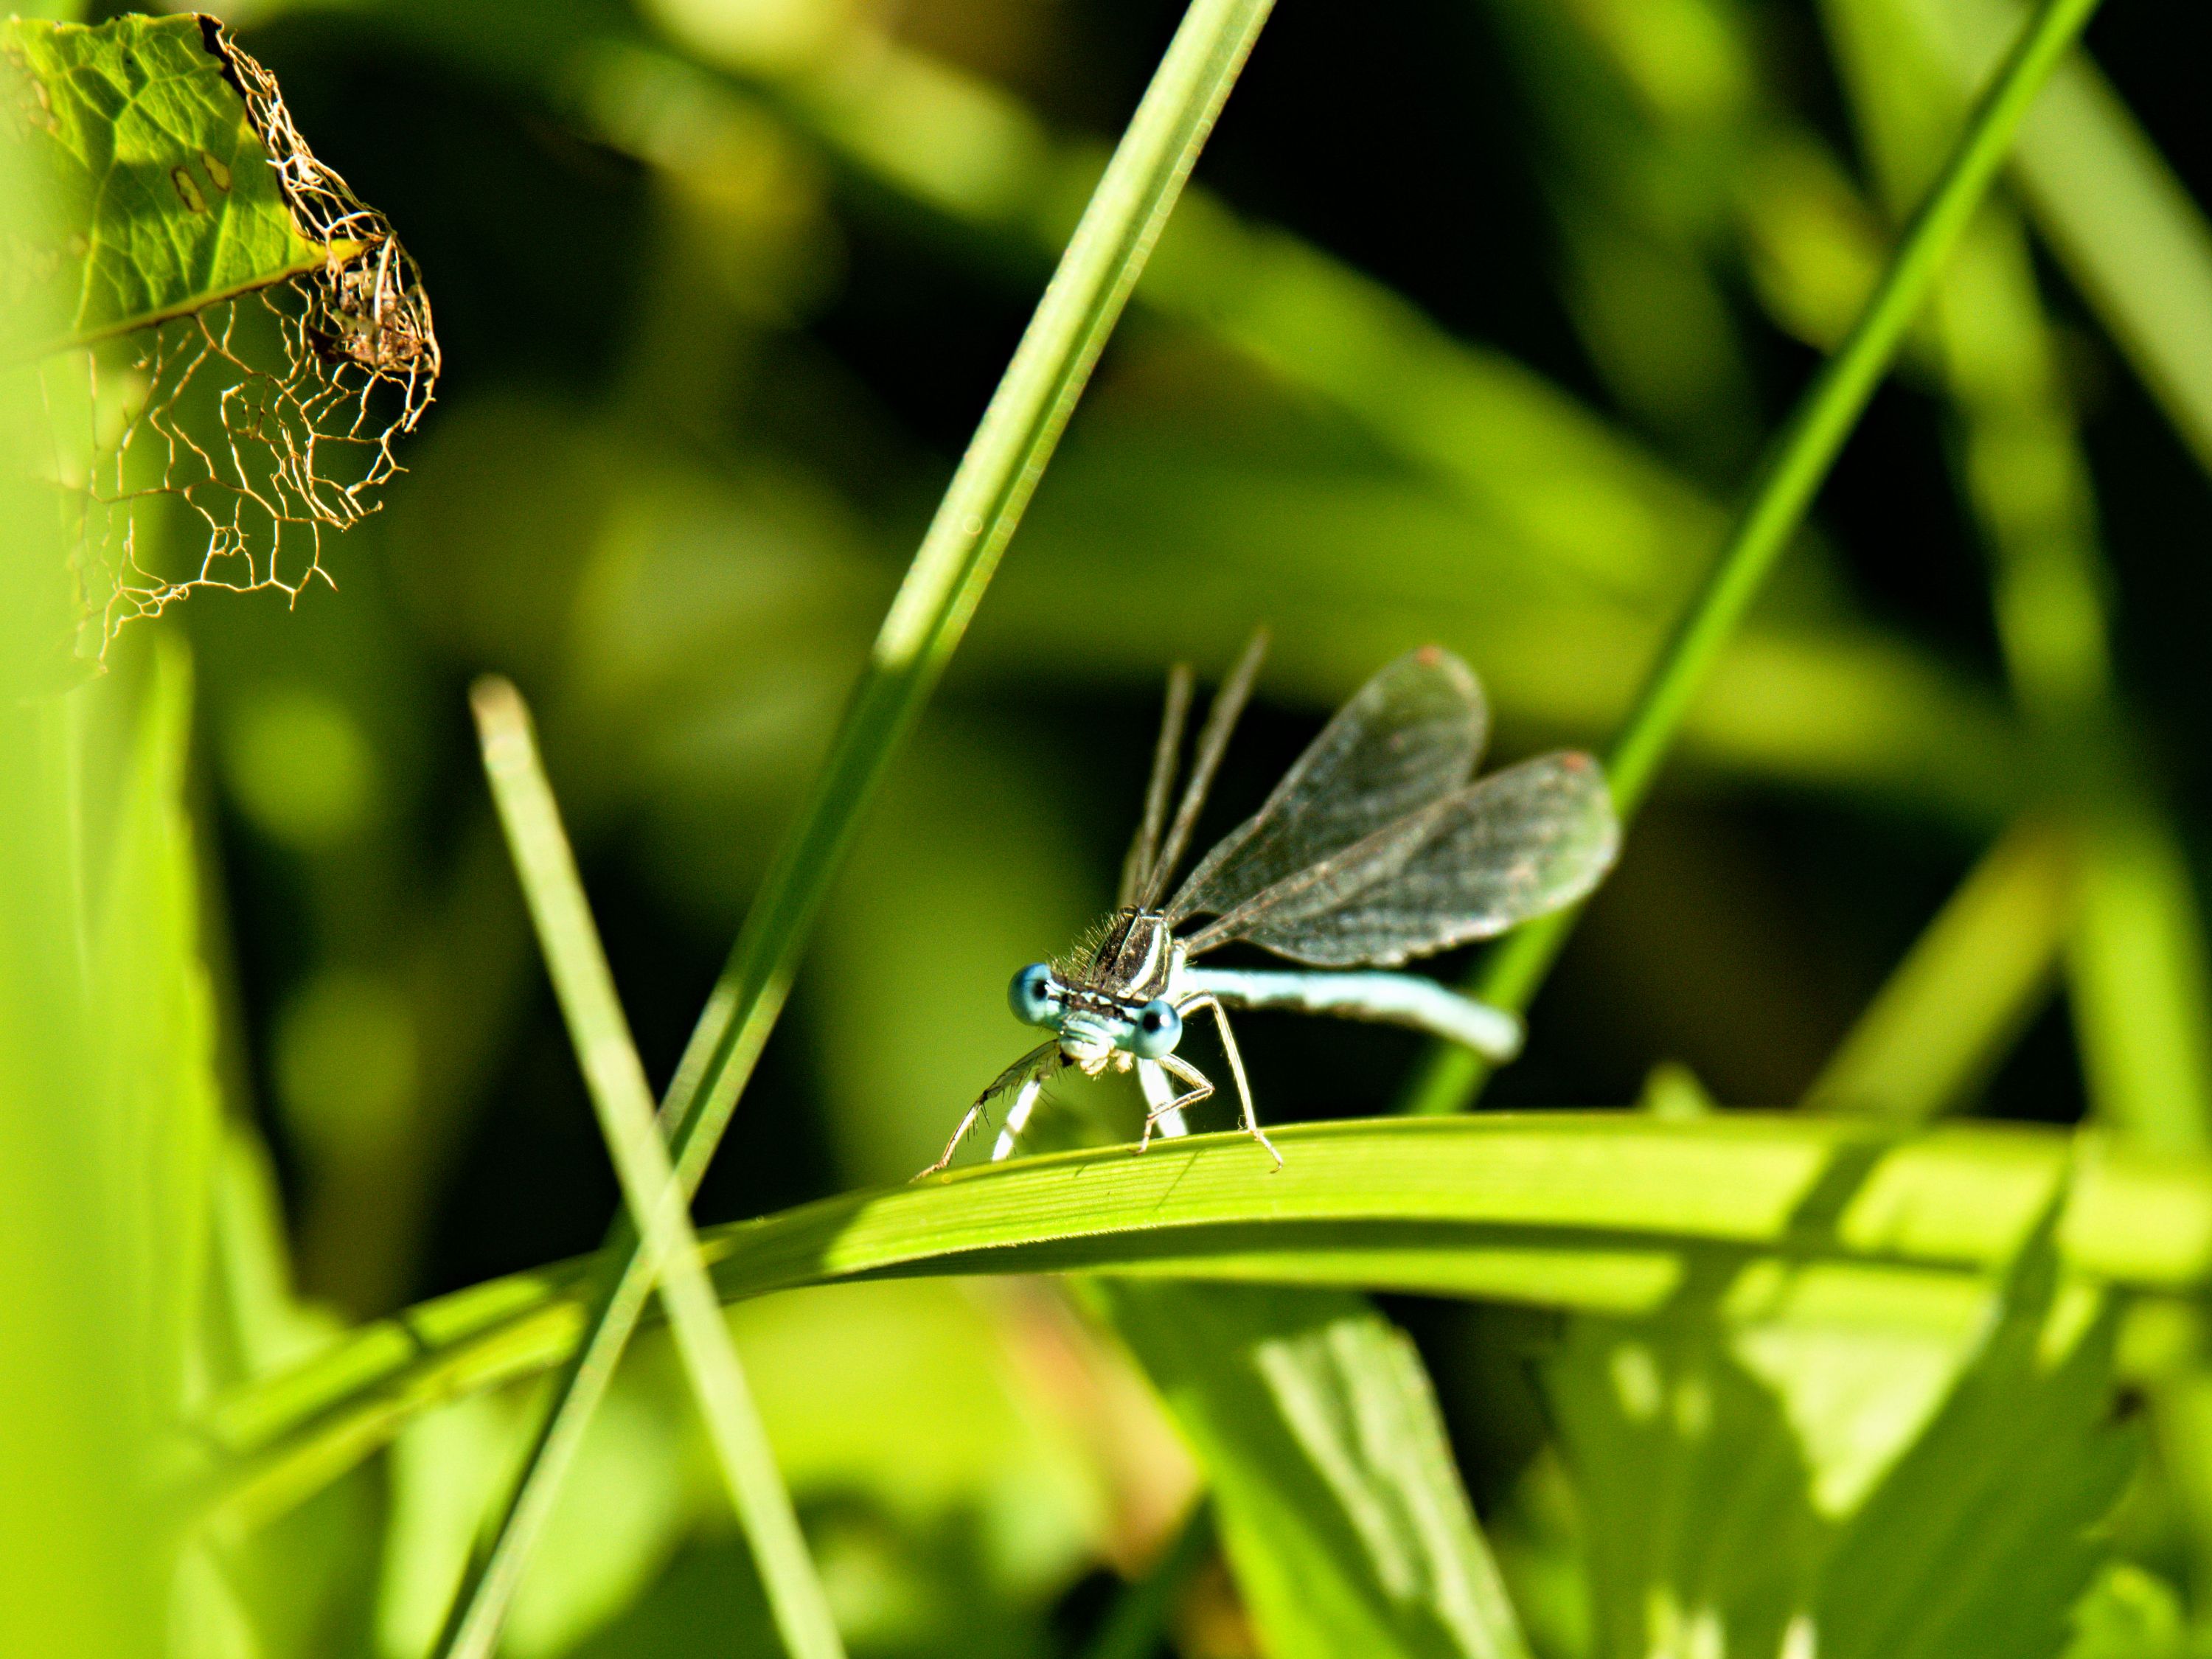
[1545,1237,2135,1659]
[1097,1282,1529,1659]
[196,1113,2212,1530]
[1543,1317,1826,1659]
[0,14,326,355]
[82,642,223,1418]
[1811,1251,2135,1659]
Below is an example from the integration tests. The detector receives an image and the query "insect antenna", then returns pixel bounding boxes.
[1138,628,1268,910]
[1119,663,1194,908]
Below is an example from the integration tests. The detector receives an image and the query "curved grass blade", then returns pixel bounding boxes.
[195,1112,2212,1532]
[1404,0,2105,1116]
[471,680,842,1659]
[428,4,1279,1655]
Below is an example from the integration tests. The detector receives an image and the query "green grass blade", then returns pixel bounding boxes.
[2069,806,2212,1152]
[1404,0,2103,1116]
[428,4,1279,1654]
[0,119,167,1655]
[1804,819,2073,1121]
[198,1112,2212,1528]
[1905,0,2212,482]
[1826,0,2212,1152]
[469,679,843,1659]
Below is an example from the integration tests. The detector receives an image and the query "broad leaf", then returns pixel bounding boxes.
[0,15,326,355]
[1546,1232,2135,1659]
[1099,1281,1528,1659]
[1812,1253,2135,1659]
[1545,1317,1825,1659]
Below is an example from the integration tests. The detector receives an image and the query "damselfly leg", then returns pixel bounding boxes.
[1180,995,1280,1168]
[1138,1052,1211,1151]
[988,1070,1051,1162]
[924,1040,1062,1175]
[1135,1057,1192,1140]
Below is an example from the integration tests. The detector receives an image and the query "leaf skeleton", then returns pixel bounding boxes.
[923,632,1621,1175]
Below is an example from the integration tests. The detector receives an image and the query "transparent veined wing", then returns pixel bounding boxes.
[1180,752,1619,967]
[1165,645,1487,925]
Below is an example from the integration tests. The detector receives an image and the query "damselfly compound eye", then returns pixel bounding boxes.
[1130,998,1181,1058]
[1009,964,1059,1027]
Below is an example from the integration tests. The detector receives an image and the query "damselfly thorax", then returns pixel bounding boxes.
[1050,910,1186,1071]
[922,632,1621,1175]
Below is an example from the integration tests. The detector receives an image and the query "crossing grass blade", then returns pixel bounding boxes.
[1403,0,2105,1116]
[470,679,842,1659]
[425,4,1280,1654]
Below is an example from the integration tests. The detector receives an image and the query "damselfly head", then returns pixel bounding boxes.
[1056,1010,1123,1070]
[1007,957,1183,1070]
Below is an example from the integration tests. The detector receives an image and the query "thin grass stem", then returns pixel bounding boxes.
[1402,0,2104,1116]
[470,680,844,1659]
[429,4,1279,1654]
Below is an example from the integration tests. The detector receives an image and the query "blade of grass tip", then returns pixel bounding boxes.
[469,679,844,1659]
[1401,0,2104,1118]
[430,4,1279,1655]
[1079,1500,1217,1659]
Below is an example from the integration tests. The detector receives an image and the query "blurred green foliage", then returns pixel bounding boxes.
[9,0,2212,1654]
